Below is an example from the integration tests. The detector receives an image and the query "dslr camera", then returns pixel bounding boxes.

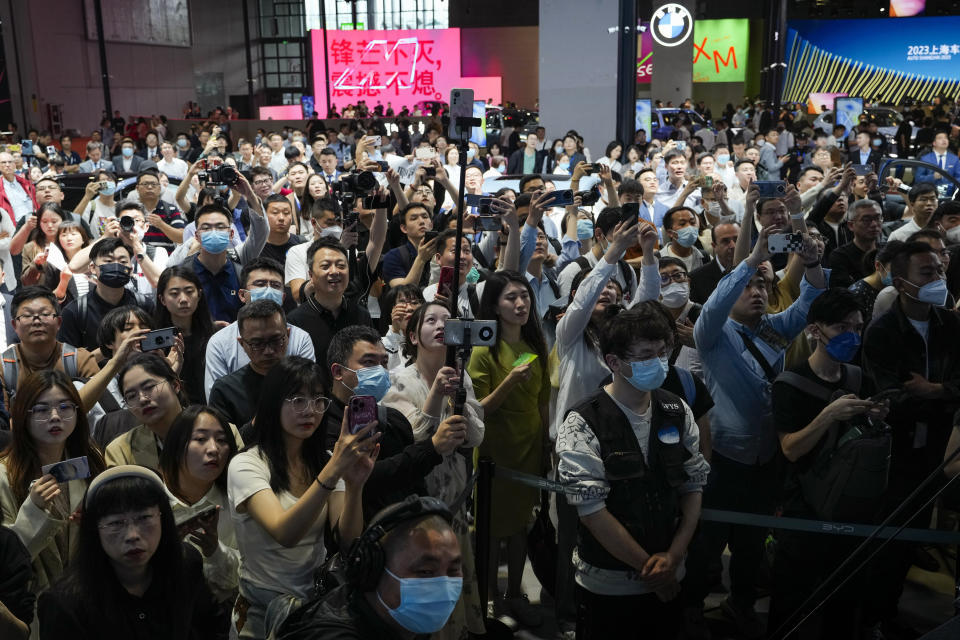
[198,164,239,186]
[331,170,377,208]
[119,215,137,233]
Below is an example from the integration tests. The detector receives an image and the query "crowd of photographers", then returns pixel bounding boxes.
[0,95,956,640]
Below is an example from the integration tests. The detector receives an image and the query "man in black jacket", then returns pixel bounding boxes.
[325,326,454,519]
[507,133,550,175]
[862,241,960,632]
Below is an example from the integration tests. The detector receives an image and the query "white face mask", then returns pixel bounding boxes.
[320,225,342,239]
[660,282,690,309]
[947,225,960,245]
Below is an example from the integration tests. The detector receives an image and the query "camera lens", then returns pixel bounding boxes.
[355,171,377,192]
[155,337,164,345]
[479,326,494,341]
[119,215,135,232]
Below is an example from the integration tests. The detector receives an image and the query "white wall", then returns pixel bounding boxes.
[1,0,251,133]
[538,0,620,157]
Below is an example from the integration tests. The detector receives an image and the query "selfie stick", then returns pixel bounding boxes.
[772,440,960,639]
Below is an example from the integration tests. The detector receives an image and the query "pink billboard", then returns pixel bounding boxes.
[310,28,502,115]
[637,22,653,85]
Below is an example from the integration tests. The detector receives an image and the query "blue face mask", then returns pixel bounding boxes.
[465,266,481,284]
[675,226,699,248]
[880,267,893,287]
[621,356,669,391]
[176,139,188,149]
[249,286,283,306]
[717,154,730,165]
[824,330,861,363]
[378,568,462,634]
[576,219,594,240]
[200,229,230,254]
[467,148,477,160]
[905,277,948,307]
[345,365,392,401]
[494,164,504,174]
[558,161,570,171]
[122,147,134,158]
[100,181,117,196]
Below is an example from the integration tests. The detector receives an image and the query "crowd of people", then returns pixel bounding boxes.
[0,93,956,640]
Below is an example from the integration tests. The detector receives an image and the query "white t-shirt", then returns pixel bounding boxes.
[284,241,310,287]
[227,447,344,599]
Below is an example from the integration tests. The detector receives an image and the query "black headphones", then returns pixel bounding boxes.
[343,495,453,592]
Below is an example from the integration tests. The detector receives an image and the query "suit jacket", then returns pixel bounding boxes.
[137,146,161,162]
[507,148,549,174]
[915,151,960,193]
[847,148,883,173]
[78,159,114,173]
[111,154,146,174]
[689,258,725,304]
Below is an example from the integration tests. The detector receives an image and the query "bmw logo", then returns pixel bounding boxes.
[651,3,693,47]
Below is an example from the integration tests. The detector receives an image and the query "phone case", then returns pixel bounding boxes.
[349,396,377,434]
[438,266,455,298]
[767,233,804,254]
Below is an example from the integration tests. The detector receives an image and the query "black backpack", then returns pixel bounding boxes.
[776,366,892,522]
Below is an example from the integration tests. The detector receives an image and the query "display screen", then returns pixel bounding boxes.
[834,97,864,132]
[635,99,652,139]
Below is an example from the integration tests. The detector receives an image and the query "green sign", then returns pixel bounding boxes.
[339,22,365,30]
[692,19,748,83]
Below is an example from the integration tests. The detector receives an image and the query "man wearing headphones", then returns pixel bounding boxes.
[278,496,463,639]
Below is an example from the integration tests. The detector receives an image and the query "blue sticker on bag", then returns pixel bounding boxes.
[657,425,681,445]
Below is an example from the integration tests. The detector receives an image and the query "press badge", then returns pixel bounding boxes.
[657,425,681,445]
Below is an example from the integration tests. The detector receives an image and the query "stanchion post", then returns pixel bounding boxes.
[476,456,495,617]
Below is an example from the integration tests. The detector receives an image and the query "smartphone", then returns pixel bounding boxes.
[424,166,437,177]
[423,229,438,243]
[174,504,218,530]
[41,456,91,483]
[465,193,482,207]
[367,135,382,147]
[767,232,805,254]
[851,164,872,176]
[370,160,389,172]
[550,189,575,207]
[448,88,475,140]
[868,388,903,404]
[583,163,600,175]
[349,395,378,435]
[141,327,177,352]
[703,175,714,188]
[97,180,108,192]
[754,181,787,198]
[476,215,501,231]
[443,319,498,346]
[675,140,686,151]
[438,265,456,299]
[620,202,640,226]
[415,147,438,160]
[512,352,538,367]
[20,140,33,155]
[46,145,57,157]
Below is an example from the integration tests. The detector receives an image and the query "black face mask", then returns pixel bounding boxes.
[98,262,131,288]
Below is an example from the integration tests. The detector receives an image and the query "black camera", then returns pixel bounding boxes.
[332,171,377,209]
[198,164,239,186]
[119,215,136,233]
[576,187,601,207]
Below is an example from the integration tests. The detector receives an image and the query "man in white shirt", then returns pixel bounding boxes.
[267,132,288,175]
[656,149,701,210]
[155,141,188,180]
[888,183,940,243]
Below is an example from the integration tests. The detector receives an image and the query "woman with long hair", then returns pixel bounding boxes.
[227,356,378,639]
[382,302,486,639]
[0,370,106,617]
[14,203,66,287]
[155,266,215,405]
[297,173,328,240]
[37,466,228,638]
[105,353,188,471]
[160,405,240,603]
[467,271,550,625]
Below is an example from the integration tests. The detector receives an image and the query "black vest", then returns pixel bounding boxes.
[569,388,691,570]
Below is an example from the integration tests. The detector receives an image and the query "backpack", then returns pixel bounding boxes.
[3,344,79,401]
[775,366,892,522]
[675,366,696,408]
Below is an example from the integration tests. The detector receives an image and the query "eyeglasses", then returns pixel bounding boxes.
[36,184,61,192]
[856,215,881,225]
[285,395,331,414]
[659,272,689,285]
[138,182,160,189]
[28,401,77,422]
[248,279,283,290]
[15,311,58,323]
[252,179,273,187]
[97,512,160,536]
[198,224,230,232]
[122,380,168,407]
[241,335,286,353]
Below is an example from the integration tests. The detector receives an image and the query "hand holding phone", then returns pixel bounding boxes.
[767,232,805,254]
[348,395,378,436]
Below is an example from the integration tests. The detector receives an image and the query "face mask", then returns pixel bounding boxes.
[880,267,893,287]
[465,266,481,284]
[467,148,477,160]
[378,568,462,634]
[320,225,342,239]
[559,161,570,171]
[494,164,504,174]
[100,181,117,196]
[200,229,230,254]
[293,136,304,143]
[904,277,949,306]
[249,286,283,306]
[717,154,730,166]
[345,365,391,401]
[576,219,594,240]
[177,139,188,148]
[554,145,563,154]
[122,147,134,158]
[823,330,861,363]
[98,262,131,288]
[660,282,690,309]
[621,356,669,392]
[946,226,960,245]
[675,226,699,248]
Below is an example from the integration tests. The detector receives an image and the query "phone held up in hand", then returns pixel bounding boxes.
[349,395,378,436]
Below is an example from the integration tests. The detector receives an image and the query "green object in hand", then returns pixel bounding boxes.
[512,353,537,367]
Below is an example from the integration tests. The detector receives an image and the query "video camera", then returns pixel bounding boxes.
[198,164,239,187]
[331,170,377,209]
